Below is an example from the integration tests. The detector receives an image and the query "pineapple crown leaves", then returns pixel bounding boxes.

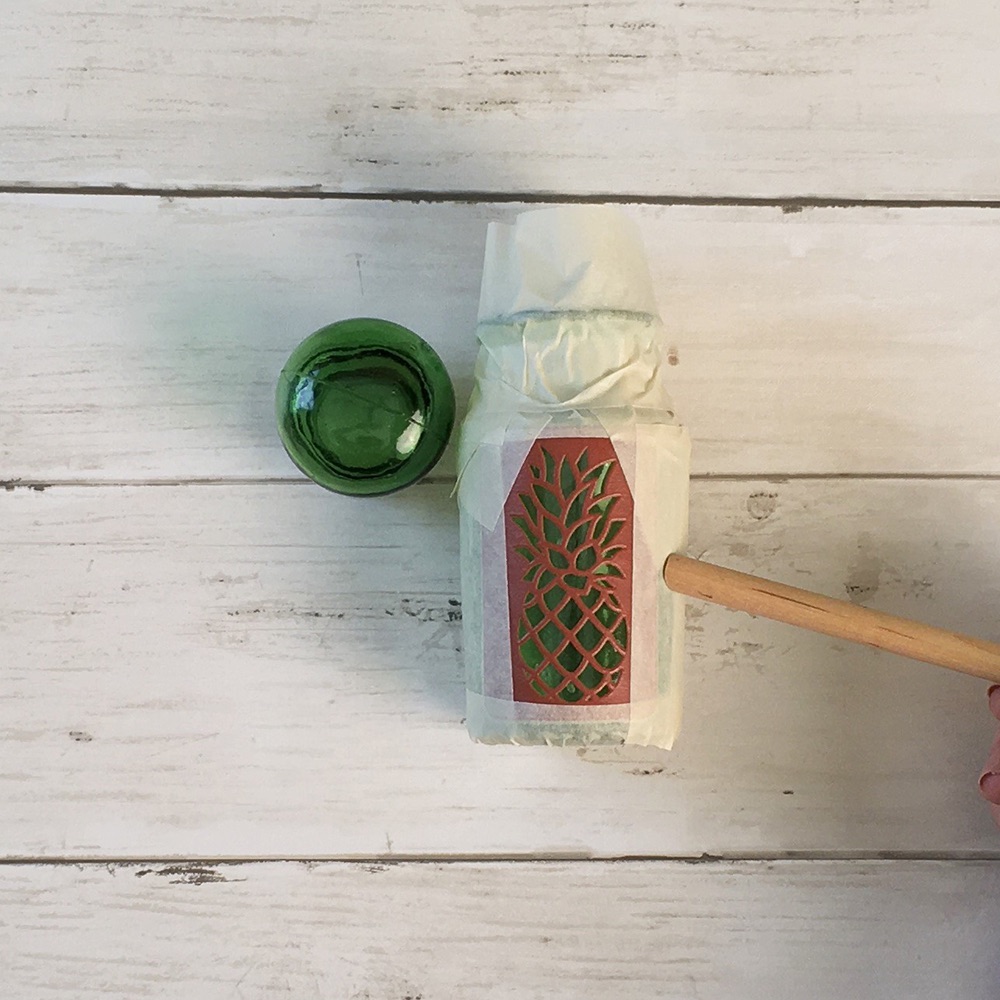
[513,446,626,588]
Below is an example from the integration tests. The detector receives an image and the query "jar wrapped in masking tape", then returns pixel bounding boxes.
[457,208,690,748]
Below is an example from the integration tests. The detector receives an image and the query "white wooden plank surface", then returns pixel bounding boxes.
[3,478,998,857]
[4,0,998,990]
[4,196,1000,481]
[5,1,1000,199]
[2,860,998,999]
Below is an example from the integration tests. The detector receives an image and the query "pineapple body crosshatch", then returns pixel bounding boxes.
[504,438,634,706]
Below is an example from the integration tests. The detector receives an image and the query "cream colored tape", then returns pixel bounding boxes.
[457,312,680,532]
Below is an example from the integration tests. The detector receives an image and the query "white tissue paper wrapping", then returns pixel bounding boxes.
[458,206,690,748]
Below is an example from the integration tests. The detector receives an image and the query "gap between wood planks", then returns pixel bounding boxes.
[3,183,1000,211]
[5,473,1000,492]
[2,852,1000,866]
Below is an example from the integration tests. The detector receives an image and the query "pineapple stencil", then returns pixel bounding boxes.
[505,438,634,705]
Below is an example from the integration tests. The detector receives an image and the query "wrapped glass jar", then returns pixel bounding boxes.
[457,207,690,748]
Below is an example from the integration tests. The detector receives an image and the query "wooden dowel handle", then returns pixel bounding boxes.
[664,554,1000,685]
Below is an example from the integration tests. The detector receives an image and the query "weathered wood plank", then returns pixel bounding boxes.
[3,860,999,999]
[2,479,998,857]
[5,1,1000,198]
[3,196,999,480]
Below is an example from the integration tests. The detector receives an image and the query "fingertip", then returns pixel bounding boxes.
[990,685,1000,721]
[980,772,1000,806]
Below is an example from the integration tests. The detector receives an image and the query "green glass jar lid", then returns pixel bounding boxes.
[276,317,455,496]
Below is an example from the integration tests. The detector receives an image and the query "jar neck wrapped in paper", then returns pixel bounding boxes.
[473,310,675,414]
[457,310,681,530]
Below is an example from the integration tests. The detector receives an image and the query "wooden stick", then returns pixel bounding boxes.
[663,554,1000,685]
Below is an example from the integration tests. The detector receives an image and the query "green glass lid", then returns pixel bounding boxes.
[276,317,455,496]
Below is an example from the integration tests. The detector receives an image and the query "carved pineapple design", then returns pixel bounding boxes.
[506,439,633,705]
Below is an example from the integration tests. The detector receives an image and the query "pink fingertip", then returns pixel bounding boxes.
[990,686,1000,721]
[980,772,1000,806]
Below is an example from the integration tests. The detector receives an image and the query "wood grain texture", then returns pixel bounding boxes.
[3,195,1000,481]
[3,479,998,857]
[4,1,1000,198]
[3,860,999,999]
[4,0,998,985]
